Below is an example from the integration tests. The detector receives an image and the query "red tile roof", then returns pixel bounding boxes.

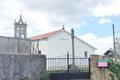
[30,29,63,40]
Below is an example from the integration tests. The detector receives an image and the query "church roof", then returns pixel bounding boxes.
[30,28,96,49]
[30,29,63,40]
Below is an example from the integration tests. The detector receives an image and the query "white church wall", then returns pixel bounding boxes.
[47,31,95,58]
[74,38,95,58]
[38,40,48,55]
[48,32,71,58]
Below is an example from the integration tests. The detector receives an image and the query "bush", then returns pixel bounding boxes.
[108,61,120,80]
[40,73,49,80]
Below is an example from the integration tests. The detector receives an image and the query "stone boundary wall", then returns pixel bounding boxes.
[90,55,116,80]
[0,54,46,80]
[0,36,31,54]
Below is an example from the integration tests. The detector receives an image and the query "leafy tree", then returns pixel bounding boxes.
[116,38,120,56]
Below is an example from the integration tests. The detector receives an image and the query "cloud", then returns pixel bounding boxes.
[93,0,120,17]
[80,33,113,55]
[16,0,112,28]
[99,18,111,24]
[0,0,114,37]
[0,0,26,37]
[79,33,96,41]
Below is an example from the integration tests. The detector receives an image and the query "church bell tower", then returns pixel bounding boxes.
[14,14,27,39]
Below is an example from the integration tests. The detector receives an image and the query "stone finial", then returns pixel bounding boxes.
[62,25,65,30]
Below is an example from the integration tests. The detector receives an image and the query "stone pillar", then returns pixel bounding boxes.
[90,55,101,80]
[90,55,117,80]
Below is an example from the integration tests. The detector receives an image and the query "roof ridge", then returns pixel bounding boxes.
[30,28,63,40]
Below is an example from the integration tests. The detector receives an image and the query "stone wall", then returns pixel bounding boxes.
[90,55,116,80]
[0,36,31,54]
[0,54,46,80]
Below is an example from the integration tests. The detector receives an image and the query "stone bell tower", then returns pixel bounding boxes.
[14,14,27,39]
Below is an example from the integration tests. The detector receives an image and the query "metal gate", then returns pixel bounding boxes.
[47,55,90,80]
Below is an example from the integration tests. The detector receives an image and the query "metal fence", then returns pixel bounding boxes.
[47,57,90,73]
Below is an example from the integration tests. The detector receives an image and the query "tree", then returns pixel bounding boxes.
[116,38,120,56]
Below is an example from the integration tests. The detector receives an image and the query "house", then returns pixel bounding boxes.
[30,28,96,58]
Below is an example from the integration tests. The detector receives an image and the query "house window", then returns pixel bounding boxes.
[84,51,88,58]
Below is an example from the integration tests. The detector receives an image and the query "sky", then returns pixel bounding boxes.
[0,0,120,55]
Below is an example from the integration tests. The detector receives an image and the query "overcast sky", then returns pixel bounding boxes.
[0,0,120,55]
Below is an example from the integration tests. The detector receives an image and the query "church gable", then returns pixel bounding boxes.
[30,28,96,57]
[46,30,95,57]
[30,28,96,50]
[47,29,96,50]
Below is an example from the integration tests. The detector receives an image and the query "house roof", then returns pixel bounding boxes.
[30,28,96,49]
[30,29,63,40]
[104,49,114,57]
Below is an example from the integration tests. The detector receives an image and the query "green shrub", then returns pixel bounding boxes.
[40,73,49,80]
[108,61,120,80]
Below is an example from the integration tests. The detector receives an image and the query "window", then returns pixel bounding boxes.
[84,51,88,58]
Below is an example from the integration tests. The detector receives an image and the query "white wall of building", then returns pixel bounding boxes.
[38,40,48,55]
[48,31,71,58]
[46,31,95,58]
[74,37,95,57]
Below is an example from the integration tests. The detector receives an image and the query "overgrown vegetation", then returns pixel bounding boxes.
[108,60,120,80]
[40,73,49,80]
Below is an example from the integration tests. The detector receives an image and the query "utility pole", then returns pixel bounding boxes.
[113,24,117,60]
[71,28,75,66]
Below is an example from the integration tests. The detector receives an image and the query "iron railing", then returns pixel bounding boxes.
[47,57,90,73]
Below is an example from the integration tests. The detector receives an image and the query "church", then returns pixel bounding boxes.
[0,15,96,58]
[30,27,96,58]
